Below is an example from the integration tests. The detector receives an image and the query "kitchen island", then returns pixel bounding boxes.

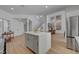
[25,32,51,54]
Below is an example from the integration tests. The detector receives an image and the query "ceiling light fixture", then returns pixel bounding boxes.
[40,15,42,17]
[36,16,39,19]
[11,8,14,10]
[45,6,48,8]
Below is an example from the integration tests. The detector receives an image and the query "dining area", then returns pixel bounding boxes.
[0,31,14,54]
[0,19,14,54]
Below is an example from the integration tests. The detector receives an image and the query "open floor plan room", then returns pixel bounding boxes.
[6,33,78,54]
[0,5,79,54]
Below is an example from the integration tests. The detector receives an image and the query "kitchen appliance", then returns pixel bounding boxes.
[66,16,79,51]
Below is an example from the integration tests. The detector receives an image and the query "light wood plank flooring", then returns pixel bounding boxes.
[6,35,33,54]
[48,33,78,54]
[6,33,78,54]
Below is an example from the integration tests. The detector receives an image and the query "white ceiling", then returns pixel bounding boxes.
[0,5,69,15]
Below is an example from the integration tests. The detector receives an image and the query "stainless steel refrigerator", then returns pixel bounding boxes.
[66,16,79,51]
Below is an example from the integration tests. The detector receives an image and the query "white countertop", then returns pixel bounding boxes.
[25,31,51,36]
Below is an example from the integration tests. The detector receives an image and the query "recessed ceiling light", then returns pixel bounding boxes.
[36,16,39,18]
[40,15,42,17]
[45,6,48,8]
[0,19,2,21]
[11,8,14,10]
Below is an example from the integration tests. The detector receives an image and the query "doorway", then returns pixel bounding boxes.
[50,15,66,48]
[47,15,76,53]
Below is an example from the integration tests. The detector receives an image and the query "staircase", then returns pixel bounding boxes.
[33,19,46,32]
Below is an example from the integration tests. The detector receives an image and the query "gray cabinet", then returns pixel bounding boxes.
[26,34,30,47]
[25,32,51,54]
[29,35,33,50]
[26,34,38,52]
[33,36,38,53]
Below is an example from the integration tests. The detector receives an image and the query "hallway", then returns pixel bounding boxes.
[6,33,78,54]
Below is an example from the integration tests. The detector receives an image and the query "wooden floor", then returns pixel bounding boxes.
[6,35,33,54]
[6,33,78,54]
[48,33,78,54]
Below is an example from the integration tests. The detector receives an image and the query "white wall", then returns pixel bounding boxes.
[28,15,47,31]
[3,19,24,36]
[0,9,48,34]
[12,15,47,32]
[0,9,25,36]
[12,15,40,31]
[3,20,8,32]
[27,15,40,30]
[9,20,24,36]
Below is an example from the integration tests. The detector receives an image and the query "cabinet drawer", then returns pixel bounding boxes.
[33,36,38,53]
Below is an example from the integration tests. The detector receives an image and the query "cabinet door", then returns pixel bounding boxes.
[28,35,33,50]
[25,34,29,47]
[33,36,38,53]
